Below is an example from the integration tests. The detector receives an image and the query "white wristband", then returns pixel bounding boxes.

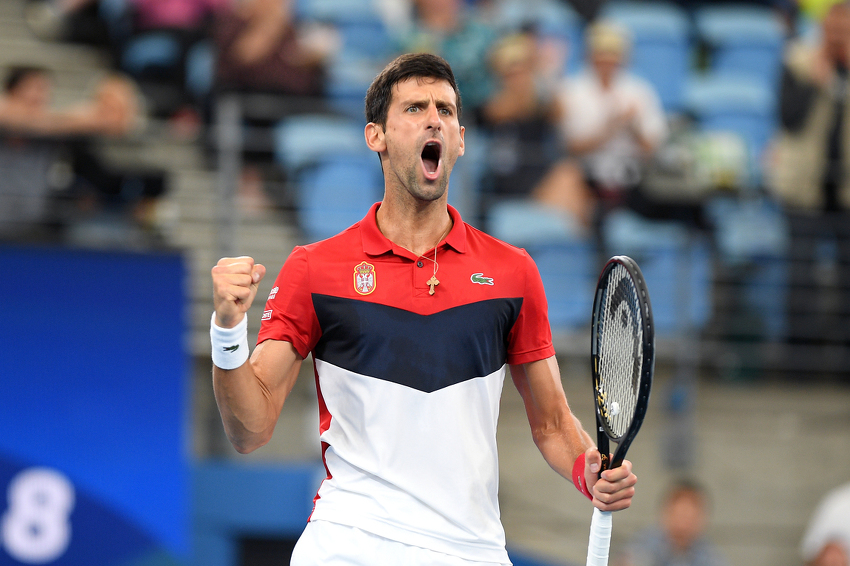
[210,312,249,370]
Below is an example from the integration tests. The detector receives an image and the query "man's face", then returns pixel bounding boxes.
[373,77,465,203]
[662,493,707,552]
[591,50,623,84]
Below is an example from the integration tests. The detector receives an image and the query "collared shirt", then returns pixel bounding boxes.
[258,202,554,562]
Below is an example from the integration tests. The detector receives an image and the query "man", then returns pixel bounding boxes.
[617,479,728,566]
[210,53,637,565]
[768,2,850,350]
[555,21,667,215]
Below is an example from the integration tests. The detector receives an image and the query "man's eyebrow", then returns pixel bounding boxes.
[435,99,457,112]
[398,97,457,112]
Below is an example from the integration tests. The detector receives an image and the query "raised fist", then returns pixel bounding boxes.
[212,256,266,328]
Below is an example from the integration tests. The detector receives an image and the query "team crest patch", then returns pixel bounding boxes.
[353,261,376,295]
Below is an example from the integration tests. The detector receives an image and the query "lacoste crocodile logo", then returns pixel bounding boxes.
[470,273,494,286]
[222,345,240,353]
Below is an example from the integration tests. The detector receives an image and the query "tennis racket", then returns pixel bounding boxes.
[585,256,655,566]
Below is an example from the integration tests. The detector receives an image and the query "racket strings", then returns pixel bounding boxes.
[597,265,643,439]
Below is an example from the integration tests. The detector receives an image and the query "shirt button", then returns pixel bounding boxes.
[417,261,424,268]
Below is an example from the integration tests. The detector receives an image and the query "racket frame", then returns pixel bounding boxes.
[590,255,655,473]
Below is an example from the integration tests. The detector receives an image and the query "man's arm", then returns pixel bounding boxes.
[510,355,637,511]
[211,256,303,454]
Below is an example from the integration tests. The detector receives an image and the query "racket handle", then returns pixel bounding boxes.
[585,508,613,566]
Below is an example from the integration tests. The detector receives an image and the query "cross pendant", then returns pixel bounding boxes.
[426,275,440,295]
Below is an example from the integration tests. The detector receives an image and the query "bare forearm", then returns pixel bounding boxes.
[212,362,279,453]
[532,412,595,480]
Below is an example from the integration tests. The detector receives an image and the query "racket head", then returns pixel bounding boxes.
[591,255,654,471]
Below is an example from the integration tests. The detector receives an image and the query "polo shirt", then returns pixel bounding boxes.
[257,202,555,562]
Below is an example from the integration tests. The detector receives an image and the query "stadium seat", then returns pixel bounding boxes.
[297,0,392,120]
[185,40,214,99]
[274,114,366,177]
[494,0,586,75]
[706,196,790,341]
[486,199,585,247]
[695,4,786,87]
[297,0,379,22]
[601,1,693,112]
[297,154,383,242]
[325,56,383,121]
[526,239,597,332]
[335,17,393,61]
[683,73,777,174]
[601,209,712,334]
[120,32,180,76]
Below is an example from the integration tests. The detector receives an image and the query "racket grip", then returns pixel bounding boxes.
[585,508,613,566]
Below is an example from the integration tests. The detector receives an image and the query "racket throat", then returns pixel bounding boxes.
[599,452,610,475]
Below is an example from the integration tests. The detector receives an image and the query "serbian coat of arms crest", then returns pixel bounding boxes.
[353,261,376,295]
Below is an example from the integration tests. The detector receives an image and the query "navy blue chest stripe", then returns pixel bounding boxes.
[312,295,523,393]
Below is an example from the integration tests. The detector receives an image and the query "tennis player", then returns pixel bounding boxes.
[211,53,638,566]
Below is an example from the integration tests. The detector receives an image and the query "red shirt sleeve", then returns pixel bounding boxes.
[256,246,321,358]
[505,250,556,365]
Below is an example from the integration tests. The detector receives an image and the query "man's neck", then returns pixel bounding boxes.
[375,199,453,257]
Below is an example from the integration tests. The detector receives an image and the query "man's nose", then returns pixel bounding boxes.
[425,105,441,129]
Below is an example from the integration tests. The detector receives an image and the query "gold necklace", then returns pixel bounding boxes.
[422,222,452,295]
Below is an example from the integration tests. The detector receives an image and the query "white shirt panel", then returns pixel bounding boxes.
[309,358,510,563]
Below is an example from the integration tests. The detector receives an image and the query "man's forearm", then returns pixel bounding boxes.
[212,362,279,453]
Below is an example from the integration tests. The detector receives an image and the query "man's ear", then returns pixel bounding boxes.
[458,125,465,157]
[365,122,386,153]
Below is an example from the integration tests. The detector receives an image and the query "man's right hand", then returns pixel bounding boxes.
[212,256,266,328]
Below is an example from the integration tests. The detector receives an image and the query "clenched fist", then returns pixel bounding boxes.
[212,256,266,328]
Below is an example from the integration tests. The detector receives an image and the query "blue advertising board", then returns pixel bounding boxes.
[0,245,188,565]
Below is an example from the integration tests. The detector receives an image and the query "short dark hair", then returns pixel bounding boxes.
[663,478,710,509]
[4,66,49,94]
[364,53,462,128]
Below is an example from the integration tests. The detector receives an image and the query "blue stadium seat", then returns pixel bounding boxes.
[494,0,586,75]
[297,0,380,22]
[695,4,786,87]
[683,73,777,171]
[297,154,383,242]
[706,196,789,340]
[274,114,366,176]
[336,17,393,61]
[185,40,214,99]
[487,200,585,248]
[601,1,693,112]
[526,239,597,332]
[601,209,712,334]
[296,0,391,120]
[120,32,180,76]
[325,56,382,121]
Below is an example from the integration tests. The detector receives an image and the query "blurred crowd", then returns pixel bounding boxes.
[2,0,850,352]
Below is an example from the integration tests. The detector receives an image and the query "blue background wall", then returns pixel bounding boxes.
[0,245,189,565]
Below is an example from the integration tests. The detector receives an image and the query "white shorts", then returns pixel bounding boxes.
[290,520,512,566]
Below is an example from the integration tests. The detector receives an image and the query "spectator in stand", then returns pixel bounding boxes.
[395,0,497,114]
[213,0,335,97]
[211,0,338,214]
[767,2,850,350]
[554,20,669,229]
[616,479,729,566]
[0,66,166,243]
[477,29,592,233]
[119,0,227,131]
[800,482,850,566]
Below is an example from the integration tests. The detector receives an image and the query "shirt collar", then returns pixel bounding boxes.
[361,202,468,257]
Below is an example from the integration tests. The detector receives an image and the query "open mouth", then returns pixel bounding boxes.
[421,141,442,179]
